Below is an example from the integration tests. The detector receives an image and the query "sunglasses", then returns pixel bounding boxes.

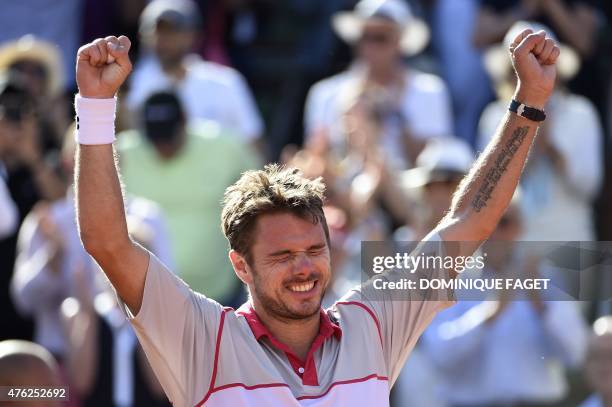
[11,61,48,80]
[360,32,394,45]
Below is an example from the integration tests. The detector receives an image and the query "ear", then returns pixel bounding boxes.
[229,250,253,285]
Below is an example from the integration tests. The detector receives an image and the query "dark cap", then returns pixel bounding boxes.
[142,91,185,144]
[139,0,202,36]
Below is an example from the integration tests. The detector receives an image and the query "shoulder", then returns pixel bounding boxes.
[187,120,245,149]
[556,93,599,118]
[405,69,449,96]
[188,56,247,87]
[308,71,353,100]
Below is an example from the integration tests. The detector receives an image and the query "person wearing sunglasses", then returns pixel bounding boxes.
[305,0,453,172]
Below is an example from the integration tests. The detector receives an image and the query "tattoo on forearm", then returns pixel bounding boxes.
[472,126,530,212]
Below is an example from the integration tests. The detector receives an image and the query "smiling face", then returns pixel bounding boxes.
[231,212,331,321]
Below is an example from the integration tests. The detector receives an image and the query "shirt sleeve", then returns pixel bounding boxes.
[121,252,223,406]
[10,213,69,315]
[336,232,455,385]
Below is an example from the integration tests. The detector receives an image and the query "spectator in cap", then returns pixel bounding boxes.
[478,21,603,242]
[117,91,260,305]
[580,316,612,407]
[126,0,265,155]
[304,0,453,171]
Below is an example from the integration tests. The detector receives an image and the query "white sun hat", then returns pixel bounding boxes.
[332,0,430,56]
[484,20,580,84]
[0,35,65,97]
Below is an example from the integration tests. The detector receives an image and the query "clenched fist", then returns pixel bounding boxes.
[510,29,560,109]
[76,36,132,99]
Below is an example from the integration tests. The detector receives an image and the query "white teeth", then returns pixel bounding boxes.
[288,281,315,292]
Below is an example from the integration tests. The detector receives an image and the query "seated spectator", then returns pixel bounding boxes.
[305,0,452,171]
[0,35,70,149]
[581,316,612,407]
[478,21,602,241]
[117,91,259,304]
[10,123,173,362]
[126,0,264,153]
[422,195,589,406]
[0,339,62,407]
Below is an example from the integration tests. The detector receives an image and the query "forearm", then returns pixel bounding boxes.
[74,97,148,313]
[440,99,540,242]
[76,143,130,254]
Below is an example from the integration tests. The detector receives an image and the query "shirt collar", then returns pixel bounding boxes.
[237,303,342,343]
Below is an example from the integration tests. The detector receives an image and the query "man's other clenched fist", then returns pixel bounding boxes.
[76,36,132,99]
[509,29,560,109]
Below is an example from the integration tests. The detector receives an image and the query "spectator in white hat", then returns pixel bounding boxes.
[304,0,453,171]
[478,21,603,241]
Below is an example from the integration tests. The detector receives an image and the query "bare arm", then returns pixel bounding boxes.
[436,30,560,249]
[74,36,148,314]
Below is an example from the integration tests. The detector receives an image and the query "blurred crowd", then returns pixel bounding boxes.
[0,0,612,406]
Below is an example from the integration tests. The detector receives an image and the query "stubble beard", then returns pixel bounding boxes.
[251,267,325,321]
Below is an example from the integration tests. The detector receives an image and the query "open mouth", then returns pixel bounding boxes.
[286,280,317,293]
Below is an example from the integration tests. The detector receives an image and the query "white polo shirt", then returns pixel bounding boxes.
[123,233,452,406]
[127,55,264,143]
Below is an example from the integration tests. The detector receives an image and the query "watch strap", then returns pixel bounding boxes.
[509,99,546,122]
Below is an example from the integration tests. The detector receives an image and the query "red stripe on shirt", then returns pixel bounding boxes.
[197,308,230,406]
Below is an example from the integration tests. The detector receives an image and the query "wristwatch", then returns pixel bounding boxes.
[509,99,546,122]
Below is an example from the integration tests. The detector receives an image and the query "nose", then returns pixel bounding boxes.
[292,252,315,275]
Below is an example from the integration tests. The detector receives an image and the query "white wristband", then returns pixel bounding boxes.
[74,95,117,145]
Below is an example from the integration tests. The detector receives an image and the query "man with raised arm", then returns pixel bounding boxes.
[75,31,559,406]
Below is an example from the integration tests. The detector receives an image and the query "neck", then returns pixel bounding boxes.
[161,61,186,80]
[252,302,320,361]
[366,62,401,85]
